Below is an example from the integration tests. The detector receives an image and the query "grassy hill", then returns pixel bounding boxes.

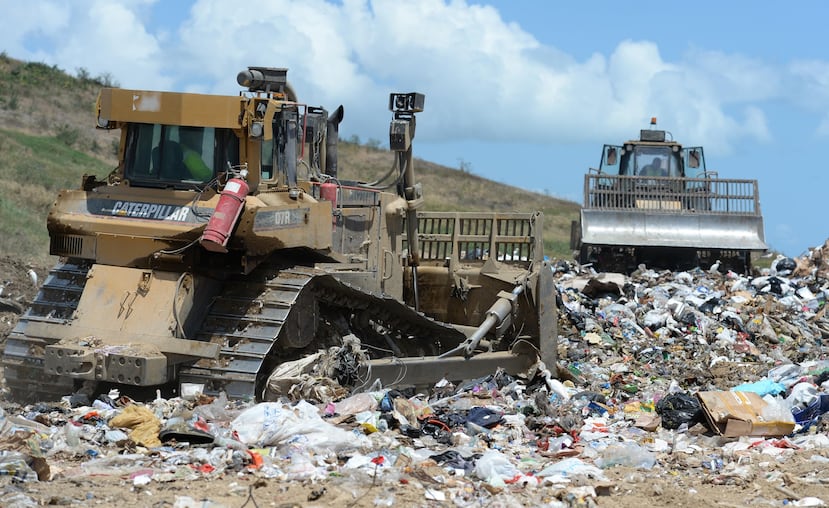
[0,54,580,265]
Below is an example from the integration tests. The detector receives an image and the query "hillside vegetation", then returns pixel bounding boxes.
[0,54,580,265]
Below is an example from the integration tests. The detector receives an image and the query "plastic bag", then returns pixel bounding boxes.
[643,309,670,329]
[0,451,39,482]
[333,392,378,416]
[731,379,787,396]
[787,382,819,410]
[192,392,240,422]
[760,395,795,423]
[473,449,519,486]
[537,457,606,480]
[595,441,656,469]
[767,363,802,386]
[772,256,797,276]
[655,392,703,430]
[109,405,161,448]
[231,400,364,452]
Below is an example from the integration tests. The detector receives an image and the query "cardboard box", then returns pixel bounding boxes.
[696,391,795,437]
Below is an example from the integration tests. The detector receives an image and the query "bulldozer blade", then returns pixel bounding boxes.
[580,209,767,250]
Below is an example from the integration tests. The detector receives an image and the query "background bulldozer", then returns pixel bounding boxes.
[571,119,767,273]
[3,67,556,402]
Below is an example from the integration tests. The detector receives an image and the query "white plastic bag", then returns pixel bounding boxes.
[231,400,364,452]
[761,395,795,423]
[473,450,519,486]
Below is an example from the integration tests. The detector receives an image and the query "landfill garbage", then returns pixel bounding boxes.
[231,400,365,452]
[655,392,704,430]
[106,403,161,447]
[4,248,829,506]
[262,339,358,403]
[697,391,796,437]
[792,394,829,427]
[595,441,656,469]
[732,378,787,396]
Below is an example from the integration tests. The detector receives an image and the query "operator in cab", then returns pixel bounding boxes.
[178,130,213,181]
[640,157,667,176]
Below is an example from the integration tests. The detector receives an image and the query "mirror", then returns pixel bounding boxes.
[689,149,700,169]
[606,147,617,166]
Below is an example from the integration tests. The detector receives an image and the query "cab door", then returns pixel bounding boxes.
[592,144,623,207]
[683,146,711,211]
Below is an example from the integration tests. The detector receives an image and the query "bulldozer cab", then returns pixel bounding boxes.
[100,67,332,197]
[119,108,323,192]
[631,148,681,177]
[602,145,684,178]
[599,127,706,180]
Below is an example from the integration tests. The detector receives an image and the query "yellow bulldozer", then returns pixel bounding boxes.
[3,67,556,401]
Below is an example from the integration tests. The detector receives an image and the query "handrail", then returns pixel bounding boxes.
[583,174,762,216]
[403,211,542,265]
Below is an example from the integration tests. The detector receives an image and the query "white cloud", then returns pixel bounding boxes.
[57,0,170,90]
[788,60,829,105]
[0,0,171,89]
[177,0,376,99]
[788,60,829,137]
[0,1,70,59]
[0,0,822,152]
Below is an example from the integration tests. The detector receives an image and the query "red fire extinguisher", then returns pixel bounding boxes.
[200,178,250,253]
[320,181,338,230]
[320,181,338,207]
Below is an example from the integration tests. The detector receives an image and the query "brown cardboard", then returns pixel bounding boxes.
[696,391,795,437]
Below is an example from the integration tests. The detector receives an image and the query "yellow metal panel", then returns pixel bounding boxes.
[236,199,334,255]
[98,88,245,128]
[73,265,180,339]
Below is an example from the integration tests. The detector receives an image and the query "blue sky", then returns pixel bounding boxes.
[1,0,828,257]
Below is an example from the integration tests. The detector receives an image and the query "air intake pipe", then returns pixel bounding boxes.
[325,106,344,178]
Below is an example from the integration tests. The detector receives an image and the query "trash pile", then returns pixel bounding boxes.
[2,245,829,506]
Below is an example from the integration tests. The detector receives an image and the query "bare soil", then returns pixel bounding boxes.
[1,449,827,507]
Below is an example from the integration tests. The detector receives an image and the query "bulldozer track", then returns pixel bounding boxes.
[2,260,91,401]
[3,260,466,402]
[179,261,466,400]
[178,265,317,400]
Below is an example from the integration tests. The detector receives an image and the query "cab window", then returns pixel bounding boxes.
[261,137,274,181]
[124,124,240,187]
[634,147,680,177]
